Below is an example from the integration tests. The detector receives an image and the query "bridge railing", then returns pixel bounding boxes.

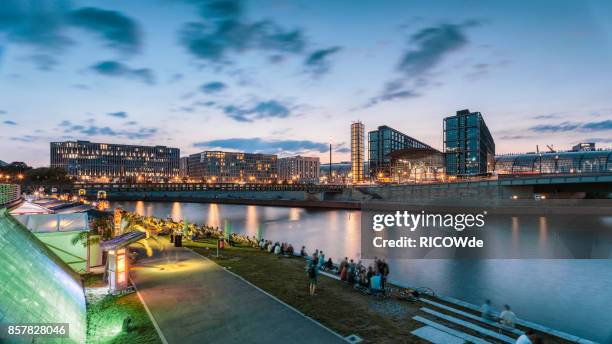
[73,183,346,193]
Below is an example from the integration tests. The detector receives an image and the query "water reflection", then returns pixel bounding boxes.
[112,200,611,342]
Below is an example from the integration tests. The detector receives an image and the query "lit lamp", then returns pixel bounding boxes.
[101,231,145,294]
[108,248,128,293]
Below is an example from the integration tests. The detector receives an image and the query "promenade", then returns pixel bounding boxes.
[129,238,346,344]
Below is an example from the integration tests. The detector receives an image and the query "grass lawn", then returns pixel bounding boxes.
[83,274,162,344]
[185,239,429,344]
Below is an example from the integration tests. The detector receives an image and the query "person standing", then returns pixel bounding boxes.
[308,254,318,296]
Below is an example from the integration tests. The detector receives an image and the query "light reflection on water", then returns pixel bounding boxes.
[112,201,611,342]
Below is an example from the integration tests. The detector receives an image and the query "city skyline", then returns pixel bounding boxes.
[2,0,612,167]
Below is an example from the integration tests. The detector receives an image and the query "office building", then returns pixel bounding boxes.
[188,151,278,183]
[443,109,495,176]
[179,156,190,177]
[351,121,365,184]
[368,125,434,181]
[50,141,180,182]
[278,156,320,184]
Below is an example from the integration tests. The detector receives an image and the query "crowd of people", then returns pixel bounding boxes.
[258,239,294,256]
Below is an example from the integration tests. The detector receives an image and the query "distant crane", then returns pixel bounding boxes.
[546,145,556,153]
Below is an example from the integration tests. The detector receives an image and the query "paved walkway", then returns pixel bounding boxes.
[130,239,346,344]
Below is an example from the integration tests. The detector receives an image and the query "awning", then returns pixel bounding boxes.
[100,231,146,251]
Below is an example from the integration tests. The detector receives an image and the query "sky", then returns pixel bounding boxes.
[1,0,612,167]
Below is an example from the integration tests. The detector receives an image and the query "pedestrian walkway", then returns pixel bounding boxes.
[130,239,346,344]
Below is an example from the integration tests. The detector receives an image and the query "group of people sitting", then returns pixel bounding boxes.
[481,299,519,328]
[302,249,392,295]
[258,239,294,256]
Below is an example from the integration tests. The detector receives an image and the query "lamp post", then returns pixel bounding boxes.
[329,137,332,184]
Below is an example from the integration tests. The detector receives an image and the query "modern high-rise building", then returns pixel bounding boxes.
[368,125,434,181]
[50,141,180,182]
[443,109,495,176]
[188,151,278,183]
[351,121,365,184]
[278,156,320,184]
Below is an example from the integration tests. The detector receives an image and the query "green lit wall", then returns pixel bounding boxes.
[35,231,89,274]
[0,209,86,344]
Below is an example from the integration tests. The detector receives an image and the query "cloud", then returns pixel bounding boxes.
[107,111,127,118]
[90,60,155,84]
[200,81,227,93]
[69,7,141,53]
[193,137,329,154]
[179,0,306,63]
[0,110,6,115]
[303,46,342,77]
[365,21,479,107]
[59,120,158,139]
[3,120,17,125]
[530,120,612,133]
[582,137,612,144]
[532,113,562,120]
[0,2,141,69]
[223,100,291,122]
[0,0,72,49]
[27,54,59,71]
[10,135,39,143]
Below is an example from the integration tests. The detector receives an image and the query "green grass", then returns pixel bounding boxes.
[186,239,429,344]
[84,274,161,344]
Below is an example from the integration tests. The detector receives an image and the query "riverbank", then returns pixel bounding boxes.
[183,238,573,344]
[83,273,161,344]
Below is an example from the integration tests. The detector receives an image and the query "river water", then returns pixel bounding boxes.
[111,200,612,342]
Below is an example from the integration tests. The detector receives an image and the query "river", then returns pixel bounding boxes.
[111,200,612,342]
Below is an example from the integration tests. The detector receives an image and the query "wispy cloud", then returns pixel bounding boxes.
[0,3,141,69]
[179,0,307,64]
[70,7,141,53]
[303,46,342,77]
[194,138,329,154]
[529,120,612,133]
[223,100,292,122]
[58,120,158,139]
[200,81,227,94]
[365,20,480,107]
[3,120,17,125]
[107,111,128,118]
[90,60,155,84]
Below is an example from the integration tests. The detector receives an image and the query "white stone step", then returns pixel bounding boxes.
[413,315,491,344]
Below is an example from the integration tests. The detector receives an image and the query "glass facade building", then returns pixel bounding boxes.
[368,125,433,181]
[443,109,495,176]
[351,121,365,184]
[494,150,612,175]
[50,141,180,182]
[188,151,278,183]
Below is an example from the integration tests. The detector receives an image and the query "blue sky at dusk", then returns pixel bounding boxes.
[1,0,612,166]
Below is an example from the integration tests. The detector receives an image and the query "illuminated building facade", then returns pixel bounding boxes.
[444,109,495,176]
[494,149,612,175]
[389,147,445,183]
[0,184,20,207]
[188,151,278,183]
[179,156,190,177]
[50,141,180,182]
[351,121,365,184]
[278,156,320,184]
[368,125,434,182]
